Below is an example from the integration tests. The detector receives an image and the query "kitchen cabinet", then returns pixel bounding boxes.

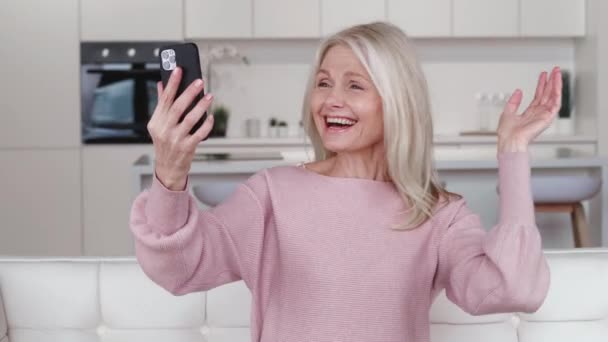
[253,0,319,38]
[0,0,80,148]
[82,145,154,256]
[521,0,586,37]
[185,0,253,38]
[80,0,183,41]
[0,149,82,255]
[387,0,451,37]
[321,0,386,36]
[453,0,518,37]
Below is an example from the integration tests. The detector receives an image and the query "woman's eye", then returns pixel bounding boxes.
[350,83,364,90]
[317,81,330,88]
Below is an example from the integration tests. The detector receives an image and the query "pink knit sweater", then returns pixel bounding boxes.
[130,152,549,341]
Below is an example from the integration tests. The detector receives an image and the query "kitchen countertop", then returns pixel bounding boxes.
[435,156,608,170]
[133,153,608,175]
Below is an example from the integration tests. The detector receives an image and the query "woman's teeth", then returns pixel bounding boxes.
[326,117,356,127]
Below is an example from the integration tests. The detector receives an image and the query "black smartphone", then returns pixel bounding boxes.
[159,42,207,135]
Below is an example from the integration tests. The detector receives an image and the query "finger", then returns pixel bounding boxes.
[189,114,215,145]
[160,67,182,107]
[503,89,523,115]
[547,67,562,113]
[148,82,166,127]
[178,93,213,137]
[540,68,557,106]
[530,72,547,107]
[168,79,205,125]
[157,81,164,97]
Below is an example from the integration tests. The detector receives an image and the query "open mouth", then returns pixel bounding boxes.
[324,116,357,131]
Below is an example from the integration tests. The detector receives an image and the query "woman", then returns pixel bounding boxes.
[130,22,559,341]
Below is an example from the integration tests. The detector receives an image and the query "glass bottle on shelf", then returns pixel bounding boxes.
[476,92,491,132]
[490,92,507,132]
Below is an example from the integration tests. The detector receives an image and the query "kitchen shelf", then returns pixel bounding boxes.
[434,134,597,145]
[199,134,597,147]
[201,137,311,147]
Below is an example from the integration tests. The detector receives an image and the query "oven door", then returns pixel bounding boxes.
[81,63,160,144]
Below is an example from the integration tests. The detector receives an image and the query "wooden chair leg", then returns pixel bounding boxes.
[571,202,591,248]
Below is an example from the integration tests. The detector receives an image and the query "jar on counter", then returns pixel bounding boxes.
[278,121,288,138]
[245,118,261,138]
[268,117,279,137]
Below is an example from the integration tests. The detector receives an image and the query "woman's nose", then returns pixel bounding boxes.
[324,87,345,108]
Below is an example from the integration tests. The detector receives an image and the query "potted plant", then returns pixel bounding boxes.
[209,105,229,137]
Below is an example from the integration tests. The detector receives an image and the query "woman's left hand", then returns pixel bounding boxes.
[496,66,562,152]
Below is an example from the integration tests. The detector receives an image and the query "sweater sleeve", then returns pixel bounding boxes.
[129,172,268,295]
[433,152,550,315]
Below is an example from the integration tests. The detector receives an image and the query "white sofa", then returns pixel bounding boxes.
[0,249,607,342]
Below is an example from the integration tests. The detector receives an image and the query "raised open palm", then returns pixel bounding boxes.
[497,67,562,147]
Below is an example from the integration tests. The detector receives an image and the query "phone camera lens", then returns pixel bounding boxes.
[162,61,171,70]
[161,50,169,59]
[169,55,176,63]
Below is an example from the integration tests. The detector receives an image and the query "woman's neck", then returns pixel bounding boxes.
[324,148,390,182]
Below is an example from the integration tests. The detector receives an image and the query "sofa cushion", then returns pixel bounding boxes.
[206,327,251,342]
[517,250,608,342]
[8,330,97,342]
[99,261,205,328]
[431,321,518,342]
[0,291,7,341]
[99,329,205,342]
[518,320,608,342]
[430,291,512,324]
[0,260,99,329]
[521,251,608,321]
[430,291,518,342]
[207,281,251,327]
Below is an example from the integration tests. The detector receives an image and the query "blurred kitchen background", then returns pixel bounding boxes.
[2,0,607,256]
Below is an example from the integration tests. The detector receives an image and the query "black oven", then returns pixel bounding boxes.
[80,42,177,144]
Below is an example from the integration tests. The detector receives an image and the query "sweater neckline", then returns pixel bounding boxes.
[294,163,396,188]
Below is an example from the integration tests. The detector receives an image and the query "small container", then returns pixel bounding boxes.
[268,117,279,137]
[245,118,261,138]
[476,92,491,131]
[278,121,288,138]
[490,92,508,131]
[298,120,305,137]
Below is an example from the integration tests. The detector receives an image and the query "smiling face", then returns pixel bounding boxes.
[310,44,384,155]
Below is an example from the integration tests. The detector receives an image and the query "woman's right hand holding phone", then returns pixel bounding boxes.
[147,67,215,191]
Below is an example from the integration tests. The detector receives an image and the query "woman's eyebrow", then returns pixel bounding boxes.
[316,69,330,76]
[345,71,370,82]
[317,69,369,82]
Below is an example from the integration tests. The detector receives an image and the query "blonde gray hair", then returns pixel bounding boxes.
[302,22,457,230]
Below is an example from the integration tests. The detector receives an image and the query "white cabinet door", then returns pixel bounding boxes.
[0,149,82,256]
[81,0,183,41]
[0,0,80,148]
[186,0,252,38]
[82,145,154,256]
[387,0,451,37]
[321,0,386,36]
[453,0,518,37]
[521,0,585,37]
[254,0,320,38]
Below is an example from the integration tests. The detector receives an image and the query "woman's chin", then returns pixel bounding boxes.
[321,139,356,154]
[320,135,384,155]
